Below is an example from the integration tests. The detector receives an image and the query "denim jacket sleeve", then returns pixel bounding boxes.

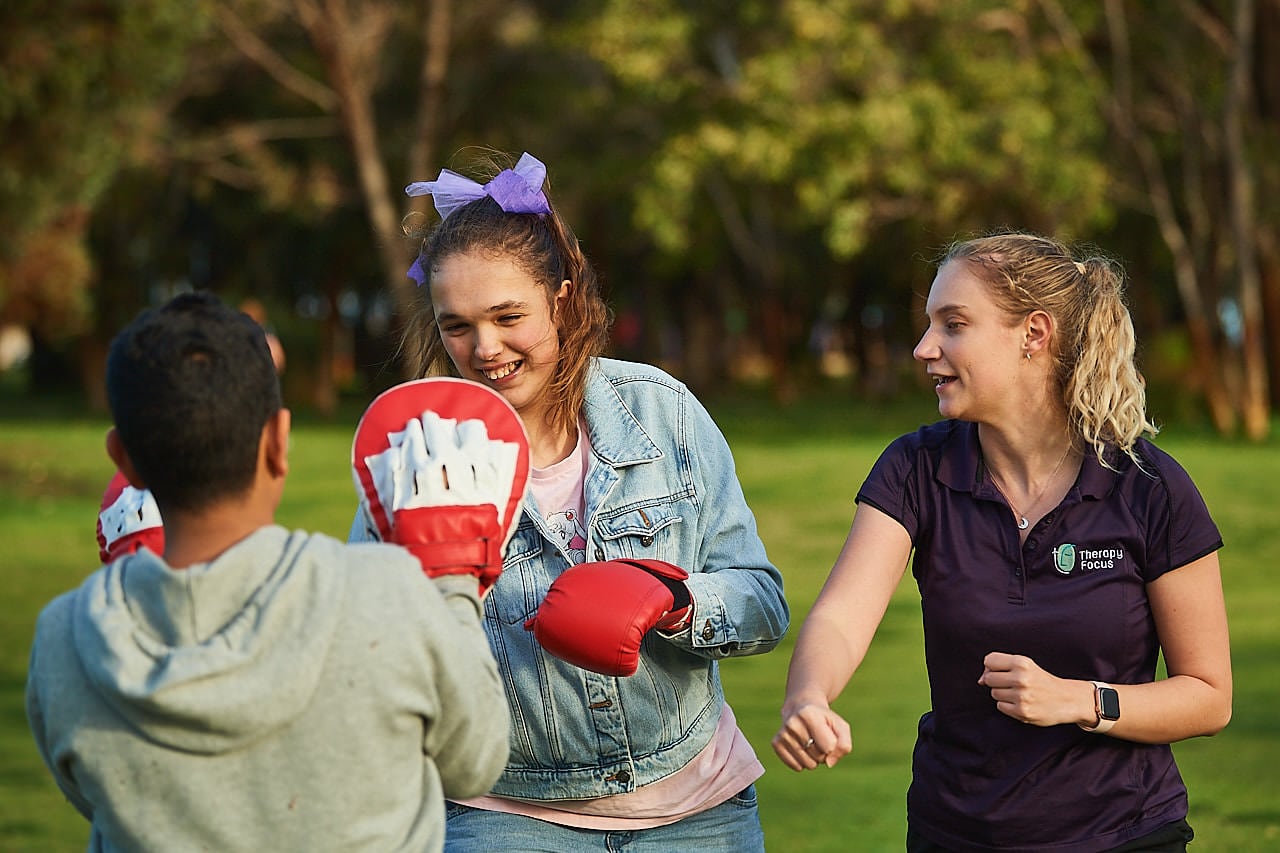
[663,387,789,659]
[347,509,376,543]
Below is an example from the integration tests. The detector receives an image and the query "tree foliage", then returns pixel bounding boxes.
[0,0,213,337]
[590,0,1112,256]
[573,0,1113,395]
[2,0,1277,435]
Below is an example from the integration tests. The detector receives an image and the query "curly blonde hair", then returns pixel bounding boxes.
[399,153,612,438]
[941,232,1158,466]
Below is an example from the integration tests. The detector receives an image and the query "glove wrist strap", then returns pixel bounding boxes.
[655,605,692,632]
[404,539,497,573]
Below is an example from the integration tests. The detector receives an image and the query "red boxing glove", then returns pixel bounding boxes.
[523,559,692,677]
[352,378,530,598]
[96,470,165,563]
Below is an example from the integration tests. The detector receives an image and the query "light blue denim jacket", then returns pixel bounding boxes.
[351,358,788,800]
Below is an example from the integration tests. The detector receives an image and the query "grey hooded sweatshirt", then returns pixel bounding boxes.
[26,525,508,852]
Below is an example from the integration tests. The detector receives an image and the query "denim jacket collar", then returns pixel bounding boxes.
[581,364,664,467]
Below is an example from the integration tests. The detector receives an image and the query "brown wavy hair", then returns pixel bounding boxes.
[399,152,612,437]
[940,231,1158,467]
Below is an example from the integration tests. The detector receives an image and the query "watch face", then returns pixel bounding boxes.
[1099,687,1121,721]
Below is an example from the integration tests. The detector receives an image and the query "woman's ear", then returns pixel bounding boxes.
[105,428,146,488]
[1024,309,1055,358]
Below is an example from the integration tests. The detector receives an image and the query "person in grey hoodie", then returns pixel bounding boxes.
[25,291,511,852]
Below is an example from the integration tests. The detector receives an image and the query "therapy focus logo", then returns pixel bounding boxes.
[1052,543,1125,575]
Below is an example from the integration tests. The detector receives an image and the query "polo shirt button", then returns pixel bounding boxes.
[1027,539,1038,549]
[1014,568,1022,577]
[640,535,653,547]
[1044,513,1054,523]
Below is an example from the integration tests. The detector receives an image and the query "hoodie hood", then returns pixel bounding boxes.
[72,526,344,754]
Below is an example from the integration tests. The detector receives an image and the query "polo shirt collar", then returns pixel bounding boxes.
[1076,446,1125,500]
[933,419,1121,501]
[935,421,984,494]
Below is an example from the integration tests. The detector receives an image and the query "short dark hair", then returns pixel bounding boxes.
[106,291,282,512]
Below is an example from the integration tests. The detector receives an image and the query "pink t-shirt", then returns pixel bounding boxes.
[458,704,763,830]
[456,424,764,828]
[529,424,590,565]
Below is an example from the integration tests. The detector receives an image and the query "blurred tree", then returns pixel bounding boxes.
[96,0,608,411]
[10,0,1274,428]
[0,0,212,353]
[1258,0,1280,408]
[1038,0,1276,439]
[575,0,1112,400]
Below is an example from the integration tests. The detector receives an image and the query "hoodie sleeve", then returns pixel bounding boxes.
[418,575,509,798]
[26,599,96,822]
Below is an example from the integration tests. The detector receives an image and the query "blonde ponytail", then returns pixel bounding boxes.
[1065,258,1158,465]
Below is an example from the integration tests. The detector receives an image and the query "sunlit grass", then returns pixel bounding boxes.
[2,396,1276,851]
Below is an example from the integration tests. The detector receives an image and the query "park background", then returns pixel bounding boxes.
[2,1,1279,850]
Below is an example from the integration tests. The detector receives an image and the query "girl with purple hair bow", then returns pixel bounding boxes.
[403,152,551,285]
[352,152,789,852]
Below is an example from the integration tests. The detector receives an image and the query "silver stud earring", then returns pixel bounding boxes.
[1025,352,1032,360]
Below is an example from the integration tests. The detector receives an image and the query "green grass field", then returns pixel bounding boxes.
[2,395,1277,851]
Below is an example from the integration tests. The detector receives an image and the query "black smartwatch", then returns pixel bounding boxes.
[1079,681,1120,733]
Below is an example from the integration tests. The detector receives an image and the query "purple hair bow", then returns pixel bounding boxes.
[403,152,551,285]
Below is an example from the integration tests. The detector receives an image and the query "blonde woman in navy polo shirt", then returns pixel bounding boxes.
[773,232,1232,852]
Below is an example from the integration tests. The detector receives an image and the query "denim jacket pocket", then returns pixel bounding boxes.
[594,504,685,564]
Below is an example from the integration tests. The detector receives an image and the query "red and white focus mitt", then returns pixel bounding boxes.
[523,559,692,677]
[352,377,530,598]
[96,470,165,563]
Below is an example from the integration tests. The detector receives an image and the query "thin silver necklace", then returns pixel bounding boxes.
[988,445,1073,531]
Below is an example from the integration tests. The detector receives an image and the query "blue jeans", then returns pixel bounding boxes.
[444,785,765,852]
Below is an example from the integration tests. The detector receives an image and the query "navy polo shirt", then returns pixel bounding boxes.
[857,420,1222,853]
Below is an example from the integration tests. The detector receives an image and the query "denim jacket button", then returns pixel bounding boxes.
[640,535,653,547]
[701,621,715,641]
[594,547,604,561]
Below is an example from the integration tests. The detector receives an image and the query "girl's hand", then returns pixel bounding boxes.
[772,701,852,771]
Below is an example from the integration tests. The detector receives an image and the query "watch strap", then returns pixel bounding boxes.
[1078,680,1118,733]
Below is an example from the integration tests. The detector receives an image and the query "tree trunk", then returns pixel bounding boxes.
[297,0,415,375]
[681,276,718,392]
[1259,231,1280,407]
[407,0,452,196]
[1257,1,1280,406]
[312,282,340,417]
[1226,0,1270,439]
[1100,0,1236,432]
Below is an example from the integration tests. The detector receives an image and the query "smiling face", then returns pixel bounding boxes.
[913,259,1030,423]
[430,251,569,427]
